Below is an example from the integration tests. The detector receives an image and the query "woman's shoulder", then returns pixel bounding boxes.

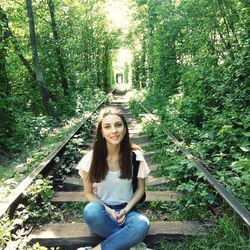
[80,149,93,161]
[132,148,145,161]
[85,149,93,157]
[132,149,150,177]
[83,149,94,162]
[76,150,93,170]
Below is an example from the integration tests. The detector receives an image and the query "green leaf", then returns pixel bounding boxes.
[242,132,250,137]
[239,146,250,152]
[54,156,60,162]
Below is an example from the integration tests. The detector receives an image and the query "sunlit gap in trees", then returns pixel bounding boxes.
[105,0,134,89]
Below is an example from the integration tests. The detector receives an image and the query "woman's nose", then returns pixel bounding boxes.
[111,126,117,133]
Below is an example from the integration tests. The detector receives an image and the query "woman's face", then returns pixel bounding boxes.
[101,114,126,146]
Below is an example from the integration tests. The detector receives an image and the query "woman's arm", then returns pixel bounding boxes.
[82,171,118,219]
[124,178,145,213]
[116,178,145,225]
[82,170,100,202]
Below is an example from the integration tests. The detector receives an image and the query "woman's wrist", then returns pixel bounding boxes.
[123,207,129,214]
[105,205,111,213]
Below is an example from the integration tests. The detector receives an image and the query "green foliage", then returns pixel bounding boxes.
[131,0,250,124]
[5,113,54,152]
[51,202,87,222]
[24,176,55,223]
[0,211,54,249]
[135,115,217,219]
[0,212,31,250]
[130,0,250,214]
[131,90,249,216]
[155,214,249,250]
[0,0,120,154]
[0,176,56,249]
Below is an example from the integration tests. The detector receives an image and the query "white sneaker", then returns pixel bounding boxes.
[130,242,153,250]
[76,247,93,250]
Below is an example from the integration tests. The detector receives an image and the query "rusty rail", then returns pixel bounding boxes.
[139,103,250,227]
[0,89,116,218]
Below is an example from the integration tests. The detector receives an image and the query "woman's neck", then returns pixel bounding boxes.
[106,143,120,157]
[106,143,121,171]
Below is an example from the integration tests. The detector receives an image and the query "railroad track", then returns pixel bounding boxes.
[2,89,248,249]
[28,91,212,249]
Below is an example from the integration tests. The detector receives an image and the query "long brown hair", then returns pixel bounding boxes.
[88,106,132,182]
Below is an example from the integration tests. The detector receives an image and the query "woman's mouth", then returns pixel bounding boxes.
[110,135,119,140]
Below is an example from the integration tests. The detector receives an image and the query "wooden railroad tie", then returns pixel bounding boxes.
[29,189,212,248]
[63,175,166,188]
[29,221,213,248]
[50,191,182,202]
[30,187,212,247]
[27,101,214,248]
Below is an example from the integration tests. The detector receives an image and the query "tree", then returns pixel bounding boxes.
[25,0,58,118]
[0,7,10,95]
[0,6,13,150]
[47,0,68,96]
[0,0,118,152]
[0,7,36,83]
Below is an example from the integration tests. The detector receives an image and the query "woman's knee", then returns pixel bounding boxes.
[137,215,150,233]
[131,214,150,238]
[83,202,105,221]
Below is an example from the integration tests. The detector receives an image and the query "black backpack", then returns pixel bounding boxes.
[131,151,146,203]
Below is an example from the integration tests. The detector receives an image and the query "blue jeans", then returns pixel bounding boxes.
[83,202,150,250]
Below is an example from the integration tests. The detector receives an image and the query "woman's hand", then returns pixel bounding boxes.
[116,208,126,225]
[106,207,117,221]
[106,207,126,225]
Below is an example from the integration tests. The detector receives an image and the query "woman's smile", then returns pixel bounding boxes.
[101,114,126,145]
[110,135,119,139]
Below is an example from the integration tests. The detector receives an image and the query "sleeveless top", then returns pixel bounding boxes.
[77,150,150,205]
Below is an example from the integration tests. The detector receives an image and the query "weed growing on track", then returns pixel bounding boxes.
[129,96,250,249]
[0,176,57,249]
[154,214,249,250]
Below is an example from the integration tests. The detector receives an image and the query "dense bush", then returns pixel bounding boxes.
[0,0,117,154]
[130,0,250,211]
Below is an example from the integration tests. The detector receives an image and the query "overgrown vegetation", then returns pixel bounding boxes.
[128,1,249,247]
[155,214,249,250]
[0,0,119,154]
[0,176,56,249]
[129,0,250,210]
[0,98,102,201]
[130,92,249,249]
[1,0,249,248]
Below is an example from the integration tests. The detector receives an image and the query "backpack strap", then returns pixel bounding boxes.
[132,151,146,203]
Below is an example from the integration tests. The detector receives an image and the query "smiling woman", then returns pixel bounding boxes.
[101,113,126,147]
[76,106,151,250]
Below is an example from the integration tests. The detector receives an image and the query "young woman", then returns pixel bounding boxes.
[76,107,150,250]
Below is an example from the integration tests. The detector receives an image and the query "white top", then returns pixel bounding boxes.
[76,150,150,205]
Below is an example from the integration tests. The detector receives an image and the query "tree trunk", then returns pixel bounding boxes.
[217,0,235,59]
[47,0,68,96]
[25,0,58,118]
[0,7,10,95]
[7,29,36,82]
[0,7,36,85]
[0,7,14,146]
[103,42,109,91]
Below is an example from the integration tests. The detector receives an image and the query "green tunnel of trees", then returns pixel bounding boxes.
[1,0,249,187]
[0,1,249,248]
[1,0,119,152]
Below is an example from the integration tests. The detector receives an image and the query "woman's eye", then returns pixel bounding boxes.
[116,123,122,127]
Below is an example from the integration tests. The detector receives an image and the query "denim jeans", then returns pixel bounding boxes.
[83,202,150,250]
